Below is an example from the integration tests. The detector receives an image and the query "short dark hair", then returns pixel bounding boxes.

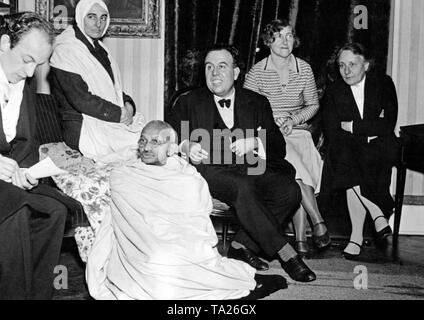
[336,42,371,63]
[261,19,300,48]
[0,12,55,48]
[204,44,244,71]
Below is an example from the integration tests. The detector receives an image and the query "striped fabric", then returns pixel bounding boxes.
[244,56,319,129]
[35,94,63,144]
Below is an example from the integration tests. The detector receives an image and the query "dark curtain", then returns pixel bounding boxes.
[165,0,392,238]
[165,0,392,113]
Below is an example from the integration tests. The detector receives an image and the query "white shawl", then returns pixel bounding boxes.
[50,24,144,161]
[86,156,256,300]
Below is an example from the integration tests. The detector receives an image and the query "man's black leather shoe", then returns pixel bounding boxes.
[280,255,316,282]
[240,274,287,300]
[227,246,269,271]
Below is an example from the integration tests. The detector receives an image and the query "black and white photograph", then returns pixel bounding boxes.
[0,0,423,308]
[35,0,160,37]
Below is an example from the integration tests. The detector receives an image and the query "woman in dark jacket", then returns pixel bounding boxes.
[322,43,400,259]
[49,0,143,161]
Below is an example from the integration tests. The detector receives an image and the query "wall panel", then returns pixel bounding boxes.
[391,0,424,198]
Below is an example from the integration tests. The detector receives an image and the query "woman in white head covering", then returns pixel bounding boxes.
[75,0,110,40]
[50,0,144,161]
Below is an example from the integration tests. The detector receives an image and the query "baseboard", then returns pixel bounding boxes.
[389,205,424,235]
[403,195,424,206]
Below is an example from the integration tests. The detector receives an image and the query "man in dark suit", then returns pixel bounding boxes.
[0,13,67,300]
[167,44,316,282]
[321,43,399,259]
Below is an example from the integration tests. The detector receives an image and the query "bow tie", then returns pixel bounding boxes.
[218,99,231,108]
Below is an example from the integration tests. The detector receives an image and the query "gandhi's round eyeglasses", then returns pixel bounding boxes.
[138,137,168,149]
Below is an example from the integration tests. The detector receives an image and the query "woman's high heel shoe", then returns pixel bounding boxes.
[374,216,392,242]
[342,241,362,261]
[312,222,331,250]
[295,241,310,258]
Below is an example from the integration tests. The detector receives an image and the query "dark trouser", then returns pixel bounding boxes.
[198,165,301,258]
[0,183,67,300]
[326,134,400,215]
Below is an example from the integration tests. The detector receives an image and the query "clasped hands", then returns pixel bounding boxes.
[0,156,38,190]
[276,117,294,136]
[182,137,258,163]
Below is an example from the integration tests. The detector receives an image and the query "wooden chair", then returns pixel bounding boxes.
[210,198,237,251]
[393,124,424,248]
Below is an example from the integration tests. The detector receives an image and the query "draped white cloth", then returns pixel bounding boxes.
[50,25,144,161]
[86,156,256,300]
[284,129,323,193]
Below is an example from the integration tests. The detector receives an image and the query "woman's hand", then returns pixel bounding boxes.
[281,117,294,136]
[120,102,134,126]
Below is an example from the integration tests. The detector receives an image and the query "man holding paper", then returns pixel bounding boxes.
[0,13,67,299]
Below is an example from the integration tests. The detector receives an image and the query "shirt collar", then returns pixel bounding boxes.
[0,62,11,103]
[0,62,9,89]
[0,62,26,102]
[214,89,236,108]
[265,54,299,74]
[351,75,366,90]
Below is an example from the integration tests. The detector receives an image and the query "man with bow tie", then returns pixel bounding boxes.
[167,44,316,283]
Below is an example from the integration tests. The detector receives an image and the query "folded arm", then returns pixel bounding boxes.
[352,76,398,137]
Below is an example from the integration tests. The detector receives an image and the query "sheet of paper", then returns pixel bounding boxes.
[26,157,68,179]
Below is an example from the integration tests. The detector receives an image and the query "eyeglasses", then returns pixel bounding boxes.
[138,137,168,149]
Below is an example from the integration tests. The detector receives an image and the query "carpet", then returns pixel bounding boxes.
[262,243,424,300]
[53,237,424,300]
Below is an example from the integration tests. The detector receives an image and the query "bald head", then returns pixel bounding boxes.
[138,121,177,165]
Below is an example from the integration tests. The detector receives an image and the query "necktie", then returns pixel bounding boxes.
[218,99,231,108]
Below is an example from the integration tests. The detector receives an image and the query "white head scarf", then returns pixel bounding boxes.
[75,0,110,40]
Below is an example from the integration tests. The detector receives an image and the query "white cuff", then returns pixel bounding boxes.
[368,136,378,143]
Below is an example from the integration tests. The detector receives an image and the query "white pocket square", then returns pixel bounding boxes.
[379,109,385,118]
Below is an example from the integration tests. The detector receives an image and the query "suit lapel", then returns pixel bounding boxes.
[201,90,219,130]
[340,83,362,121]
[363,75,377,120]
[234,89,252,130]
